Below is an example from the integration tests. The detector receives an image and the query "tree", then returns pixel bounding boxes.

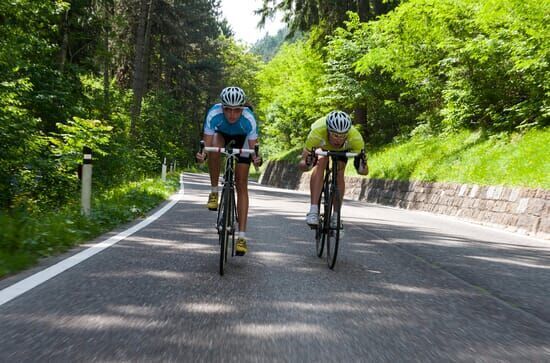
[256,40,327,154]
[257,0,400,41]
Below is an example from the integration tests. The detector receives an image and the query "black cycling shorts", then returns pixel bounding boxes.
[218,132,251,165]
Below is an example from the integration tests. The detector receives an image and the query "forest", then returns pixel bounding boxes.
[0,0,548,274]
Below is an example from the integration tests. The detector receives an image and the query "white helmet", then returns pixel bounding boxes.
[220,86,246,107]
[326,111,352,133]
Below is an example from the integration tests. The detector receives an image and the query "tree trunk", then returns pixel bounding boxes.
[373,0,392,17]
[130,0,153,137]
[354,106,367,138]
[102,2,111,120]
[356,0,371,21]
[58,9,70,71]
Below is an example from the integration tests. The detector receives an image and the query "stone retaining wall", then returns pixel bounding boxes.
[259,160,549,240]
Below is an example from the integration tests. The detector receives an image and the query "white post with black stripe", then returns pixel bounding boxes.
[81,147,93,216]
[161,157,167,182]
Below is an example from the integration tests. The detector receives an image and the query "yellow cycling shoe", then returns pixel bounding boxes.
[207,192,218,211]
[235,237,247,256]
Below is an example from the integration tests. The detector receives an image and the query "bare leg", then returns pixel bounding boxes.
[207,133,225,187]
[335,160,347,211]
[310,156,328,204]
[235,163,250,232]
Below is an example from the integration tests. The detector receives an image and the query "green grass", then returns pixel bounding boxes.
[0,174,180,278]
[270,146,302,162]
[268,128,549,189]
[362,128,549,188]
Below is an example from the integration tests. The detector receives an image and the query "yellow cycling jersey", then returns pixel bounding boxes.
[305,117,365,152]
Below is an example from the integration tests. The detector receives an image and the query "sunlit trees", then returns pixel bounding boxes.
[0,0,243,210]
[256,40,327,154]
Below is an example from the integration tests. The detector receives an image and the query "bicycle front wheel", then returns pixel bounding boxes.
[315,183,329,258]
[326,186,341,269]
[218,188,230,275]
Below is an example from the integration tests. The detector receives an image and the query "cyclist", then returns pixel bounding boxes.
[196,86,262,256]
[298,110,368,227]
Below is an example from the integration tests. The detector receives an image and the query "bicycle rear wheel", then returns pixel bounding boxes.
[326,186,341,269]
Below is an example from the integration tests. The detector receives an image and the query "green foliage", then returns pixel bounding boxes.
[219,37,263,106]
[251,27,302,62]
[256,40,328,156]
[351,0,550,134]
[50,117,113,167]
[0,174,179,277]
[257,0,400,44]
[270,147,303,162]
[0,79,43,208]
[440,0,550,131]
[363,128,550,188]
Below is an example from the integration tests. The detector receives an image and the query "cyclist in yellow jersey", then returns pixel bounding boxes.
[298,111,368,226]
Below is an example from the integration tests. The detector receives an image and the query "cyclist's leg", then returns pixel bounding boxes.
[233,135,251,255]
[207,133,226,187]
[331,158,347,229]
[205,133,226,210]
[306,156,328,225]
[335,159,347,209]
[310,156,328,204]
[235,162,250,232]
[230,134,251,232]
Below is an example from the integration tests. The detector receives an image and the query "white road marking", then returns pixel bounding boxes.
[0,191,184,307]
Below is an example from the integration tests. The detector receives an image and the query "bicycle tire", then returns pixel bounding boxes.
[326,185,341,269]
[218,187,230,275]
[315,182,328,257]
[229,188,236,258]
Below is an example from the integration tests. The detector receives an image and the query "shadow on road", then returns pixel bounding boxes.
[1,175,549,361]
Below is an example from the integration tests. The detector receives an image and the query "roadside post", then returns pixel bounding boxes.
[81,147,92,216]
[161,157,167,182]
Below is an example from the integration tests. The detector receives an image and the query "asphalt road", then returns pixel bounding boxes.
[1,173,549,362]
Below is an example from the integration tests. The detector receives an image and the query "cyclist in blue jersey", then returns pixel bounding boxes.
[196,87,262,256]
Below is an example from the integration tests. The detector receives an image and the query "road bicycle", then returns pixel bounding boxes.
[312,149,360,269]
[199,140,259,275]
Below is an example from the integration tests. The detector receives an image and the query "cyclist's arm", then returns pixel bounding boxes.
[298,148,313,172]
[355,156,368,175]
[202,134,214,147]
[299,127,324,171]
[247,138,263,167]
[196,133,212,163]
[348,128,368,175]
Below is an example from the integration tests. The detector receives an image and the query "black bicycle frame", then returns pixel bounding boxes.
[315,152,345,269]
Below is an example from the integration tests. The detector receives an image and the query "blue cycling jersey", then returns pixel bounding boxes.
[203,104,258,139]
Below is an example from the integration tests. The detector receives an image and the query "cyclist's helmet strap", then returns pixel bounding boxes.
[326,111,352,133]
[220,87,246,107]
